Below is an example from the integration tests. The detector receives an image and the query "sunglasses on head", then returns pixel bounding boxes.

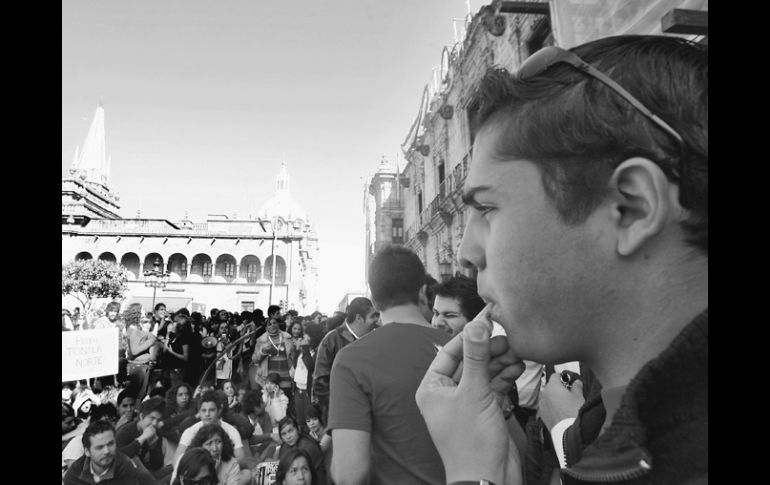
[517,45,691,206]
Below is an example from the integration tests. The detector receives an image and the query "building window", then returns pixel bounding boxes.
[246,264,259,283]
[224,263,234,278]
[392,218,404,244]
[241,301,255,312]
[438,161,446,197]
[417,191,423,214]
[202,263,212,277]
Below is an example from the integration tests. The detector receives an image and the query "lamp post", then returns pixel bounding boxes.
[144,257,170,311]
[269,217,279,305]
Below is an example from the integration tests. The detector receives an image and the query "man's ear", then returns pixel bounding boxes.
[418,284,428,304]
[607,157,676,257]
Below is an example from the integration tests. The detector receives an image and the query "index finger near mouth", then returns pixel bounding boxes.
[426,332,464,378]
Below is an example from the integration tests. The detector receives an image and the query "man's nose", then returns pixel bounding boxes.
[458,229,484,271]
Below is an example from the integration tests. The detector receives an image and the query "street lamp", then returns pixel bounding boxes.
[144,258,170,311]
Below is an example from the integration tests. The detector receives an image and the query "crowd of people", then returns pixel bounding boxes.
[62,35,707,485]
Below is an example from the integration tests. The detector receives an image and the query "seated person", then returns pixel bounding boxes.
[263,373,289,426]
[115,396,173,483]
[277,416,326,484]
[174,390,253,476]
[63,420,157,485]
[62,403,118,468]
[241,389,279,462]
[171,424,242,485]
[161,383,197,445]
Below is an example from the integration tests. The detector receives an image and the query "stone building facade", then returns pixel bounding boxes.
[62,106,320,315]
[366,1,553,281]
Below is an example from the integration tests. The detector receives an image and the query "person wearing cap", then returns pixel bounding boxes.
[416,35,708,485]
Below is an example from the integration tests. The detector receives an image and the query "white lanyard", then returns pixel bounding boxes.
[345,322,360,340]
[268,333,284,352]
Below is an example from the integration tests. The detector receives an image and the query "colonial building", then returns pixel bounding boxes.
[62,105,320,315]
[365,0,707,281]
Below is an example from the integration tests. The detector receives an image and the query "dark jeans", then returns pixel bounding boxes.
[293,387,310,431]
[126,361,153,401]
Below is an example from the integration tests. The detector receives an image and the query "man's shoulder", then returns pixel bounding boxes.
[115,420,139,439]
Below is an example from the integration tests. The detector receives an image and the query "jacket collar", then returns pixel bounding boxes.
[565,309,708,482]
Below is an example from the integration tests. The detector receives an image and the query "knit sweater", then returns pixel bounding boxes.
[563,310,708,484]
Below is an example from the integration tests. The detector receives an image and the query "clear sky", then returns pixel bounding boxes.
[62,0,478,313]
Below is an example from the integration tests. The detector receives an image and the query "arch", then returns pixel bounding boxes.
[240,255,261,284]
[167,253,188,280]
[98,252,116,264]
[120,253,140,278]
[75,251,93,261]
[143,253,164,274]
[215,254,237,283]
[191,254,213,282]
[265,255,287,285]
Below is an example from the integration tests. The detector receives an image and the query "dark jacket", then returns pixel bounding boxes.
[115,420,165,472]
[563,310,708,484]
[291,342,316,392]
[64,450,158,485]
[311,325,356,406]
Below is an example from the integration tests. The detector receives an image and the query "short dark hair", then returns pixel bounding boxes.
[174,448,217,485]
[345,297,374,323]
[278,415,300,437]
[472,35,707,254]
[267,305,281,317]
[368,245,426,310]
[82,419,115,450]
[198,390,223,411]
[117,388,136,407]
[154,302,166,312]
[304,403,324,425]
[433,275,486,321]
[423,273,439,308]
[105,301,121,313]
[139,396,166,417]
[240,389,264,415]
[190,423,234,462]
[91,403,118,423]
[276,448,318,485]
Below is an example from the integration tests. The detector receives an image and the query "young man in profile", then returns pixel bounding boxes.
[416,35,707,485]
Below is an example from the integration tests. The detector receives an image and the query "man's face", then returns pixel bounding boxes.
[280,422,299,447]
[432,295,469,336]
[118,397,136,418]
[155,306,167,319]
[107,310,118,322]
[458,123,610,363]
[85,430,116,471]
[199,401,221,425]
[359,308,380,334]
[138,410,162,431]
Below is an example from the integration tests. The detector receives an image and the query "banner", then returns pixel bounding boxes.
[62,328,119,382]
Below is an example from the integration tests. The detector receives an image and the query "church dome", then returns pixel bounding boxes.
[256,163,308,222]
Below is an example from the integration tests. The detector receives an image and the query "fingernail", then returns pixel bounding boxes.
[467,322,489,343]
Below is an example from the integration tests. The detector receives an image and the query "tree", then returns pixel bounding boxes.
[62,259,130,323]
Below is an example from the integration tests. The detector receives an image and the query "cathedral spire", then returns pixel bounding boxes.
[71,104,110,189]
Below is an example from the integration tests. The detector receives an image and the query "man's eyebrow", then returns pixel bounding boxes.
[461,186,492,206]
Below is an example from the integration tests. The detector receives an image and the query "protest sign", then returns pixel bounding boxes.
[62,328,118,382]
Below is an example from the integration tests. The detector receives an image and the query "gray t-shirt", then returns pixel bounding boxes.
[328,323,451,485]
